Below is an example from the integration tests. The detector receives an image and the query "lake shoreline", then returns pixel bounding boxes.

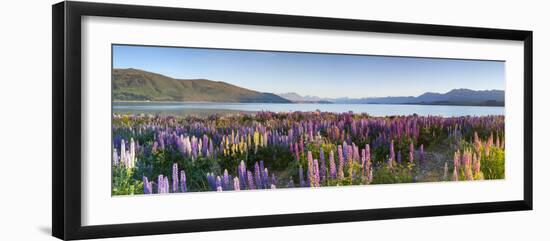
[113,101,503,108]
[112,102,504,118]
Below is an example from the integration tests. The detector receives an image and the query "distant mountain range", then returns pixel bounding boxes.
[363,89,504,106]
[113,68,503,106]
[277,93,332,103]
[278,89,504,106]
[113,68,290,103]
[278,93,326,103]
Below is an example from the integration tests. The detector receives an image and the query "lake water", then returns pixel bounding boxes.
[113,102,504,117]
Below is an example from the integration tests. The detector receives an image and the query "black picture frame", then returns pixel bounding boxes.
[52,1,533,240]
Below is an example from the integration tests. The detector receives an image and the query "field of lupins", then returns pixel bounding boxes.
[111,111,505,195]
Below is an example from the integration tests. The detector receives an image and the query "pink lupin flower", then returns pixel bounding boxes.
[365,144,371,173]
[454,150,461,169]
[452,165,459,181]
[409,141,414,164]
[307,151,314,186]
[473,153,482,179]
[329,150,336,178]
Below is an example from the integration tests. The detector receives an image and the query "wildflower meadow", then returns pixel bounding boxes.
[111,111,505,195]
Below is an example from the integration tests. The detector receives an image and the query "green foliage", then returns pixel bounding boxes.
[371,164,414,184]
[481,147,505,179]
[112,166,143,195]
[325,161,366,186]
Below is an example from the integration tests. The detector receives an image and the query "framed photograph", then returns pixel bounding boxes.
[52,1,533,240]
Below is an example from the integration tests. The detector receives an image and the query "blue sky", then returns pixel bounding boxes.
[112,45,505,98]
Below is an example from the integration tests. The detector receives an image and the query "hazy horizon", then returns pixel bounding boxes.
[113,45,505,98]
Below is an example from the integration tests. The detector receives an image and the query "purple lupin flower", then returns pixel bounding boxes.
[223,169,230,190]
[365,144,371,175]
[313,159,320,187]
[239,160,247,189]
[172,163,179,192]
[319,148,327,182]
[202,135,209,157]
[389,140,395,168]
[247,170,255,189]
[329,150,336,179]
[263,168,269,187]
[180,170,187,192]
[164,176,169,194]
[254,162,262,189]
[259,160,265,181]
[342,142,348,162]
[208,140,214,158]
[143,176,152,194]
[191,137,198,160]
[157,175,164,194]
[206,173,216,191]
[215,176,222,191]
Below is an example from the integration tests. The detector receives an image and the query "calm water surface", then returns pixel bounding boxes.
[113,102,504,117]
